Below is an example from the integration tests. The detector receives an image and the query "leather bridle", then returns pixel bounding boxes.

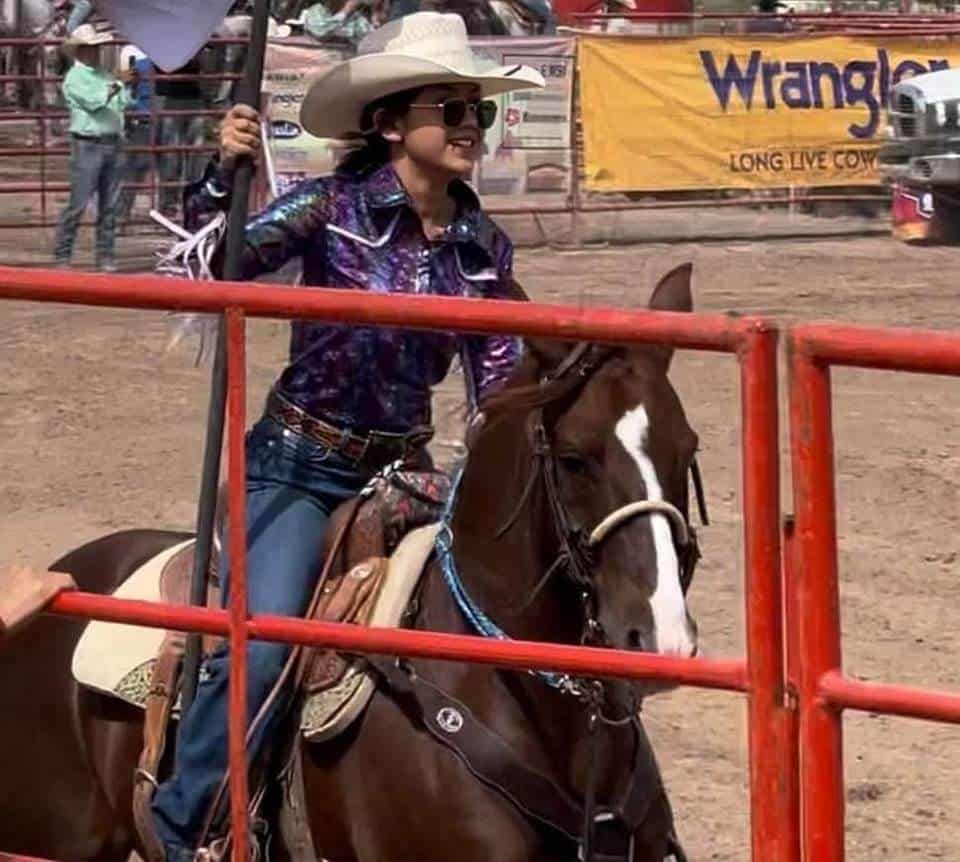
[496,342,706,661]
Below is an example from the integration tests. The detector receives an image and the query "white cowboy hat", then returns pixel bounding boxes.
[299,12,545,140]
[216,15,292,39]
[66,23,113,47]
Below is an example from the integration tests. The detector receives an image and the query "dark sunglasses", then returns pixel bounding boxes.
[408,97,498,130]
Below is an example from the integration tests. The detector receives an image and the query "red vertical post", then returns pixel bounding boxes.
[739,322,796,860]
[789,341,844,862]
[781,515,802,862]
[225,307,250,860]
[39,35,47,228]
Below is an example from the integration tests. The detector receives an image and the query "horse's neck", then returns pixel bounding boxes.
[430,448,639,803]
[448,419,582,645]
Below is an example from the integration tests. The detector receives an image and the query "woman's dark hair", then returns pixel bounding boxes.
[337,87,420,175]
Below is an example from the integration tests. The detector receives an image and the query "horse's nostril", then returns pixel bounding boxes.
[627,629,643,649]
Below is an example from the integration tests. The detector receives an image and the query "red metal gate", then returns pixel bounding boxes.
[0,264,790,860]
[788,323,960,862]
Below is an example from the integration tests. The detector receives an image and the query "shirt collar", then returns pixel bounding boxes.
[362,162,496,256]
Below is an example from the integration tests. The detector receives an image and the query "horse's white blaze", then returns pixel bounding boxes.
[614,406,696,657]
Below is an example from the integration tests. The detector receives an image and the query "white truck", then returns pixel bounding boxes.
[880,67,960,185]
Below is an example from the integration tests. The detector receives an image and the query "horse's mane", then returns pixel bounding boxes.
[480,344,624,420]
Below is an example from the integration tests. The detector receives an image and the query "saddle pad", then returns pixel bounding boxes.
[300,522,441,741]
[70,525,440,740]
[71,538,194,708]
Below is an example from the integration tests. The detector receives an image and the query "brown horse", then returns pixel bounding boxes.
[0,264,700,862]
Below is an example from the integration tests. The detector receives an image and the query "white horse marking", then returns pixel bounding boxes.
[614,405,697,657]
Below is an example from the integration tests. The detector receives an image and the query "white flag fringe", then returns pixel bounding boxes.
[152,209,227,367]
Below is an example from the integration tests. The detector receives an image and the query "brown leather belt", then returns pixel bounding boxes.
[265,389,433,467]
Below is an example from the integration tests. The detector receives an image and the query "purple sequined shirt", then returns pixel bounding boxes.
[185,161,523,433]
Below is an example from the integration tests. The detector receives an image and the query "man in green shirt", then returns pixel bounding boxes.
[53,24,133,271]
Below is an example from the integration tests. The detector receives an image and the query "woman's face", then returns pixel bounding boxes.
[394,82,487,178]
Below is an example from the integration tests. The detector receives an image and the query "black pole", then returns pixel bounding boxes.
[180,0,271,715]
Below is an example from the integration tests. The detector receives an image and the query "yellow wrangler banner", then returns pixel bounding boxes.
[580,35,960,192]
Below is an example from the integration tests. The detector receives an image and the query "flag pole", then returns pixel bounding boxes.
[180,0,271,715]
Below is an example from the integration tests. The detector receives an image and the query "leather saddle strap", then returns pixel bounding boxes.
[615,717,668,830]
[133,634,185,862]
[198,495,365,847]
[276,742,319,862]
[369,655,584,842]
[370,656,680,862]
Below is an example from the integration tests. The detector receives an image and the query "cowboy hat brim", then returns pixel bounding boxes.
[65,32,114,48]
[300,53,545,140]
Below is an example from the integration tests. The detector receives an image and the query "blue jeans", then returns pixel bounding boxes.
[66,0,94,34]
[118,119,155,222]
[389,0,419,19]
[152,417,373,854]
[53,136,121,264]
[156,95,208,213]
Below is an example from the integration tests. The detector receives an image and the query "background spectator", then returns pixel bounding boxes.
[154,54,208,215]
[66,0,95,34]
[53,24,132,270]
[117,46,155,226]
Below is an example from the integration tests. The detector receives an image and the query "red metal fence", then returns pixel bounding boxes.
[0,265,788,860]
[787,322,960,862]
[2,265,960,860]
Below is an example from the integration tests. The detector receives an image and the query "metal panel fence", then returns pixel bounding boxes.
[4,265,960,858]
[787,322,960,862]
[0,264,789,861]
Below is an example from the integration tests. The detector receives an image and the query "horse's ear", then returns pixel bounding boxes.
[645,264,693,371]
[649,263,693,314]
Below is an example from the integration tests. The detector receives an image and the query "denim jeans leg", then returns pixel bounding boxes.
[96,143,121,264]
[157,98,203,213]
[156,100,181,212]
[118,122,153,222]
[53,139,102,262]
[66,0,94,33]
[151,425,368,853]
[389,0,420,19]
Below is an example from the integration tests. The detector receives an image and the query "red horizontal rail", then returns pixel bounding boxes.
[792,321,960,375]
[48,591,749,691]
[573,10,960,18]
[0,37,249,47]
[0,146,215,158]
[0,73,240,83]
[578,26,960,36]
[0,181,183,193]
[0,110,224,121]
[0,267,750,352]
[819,670,960,724]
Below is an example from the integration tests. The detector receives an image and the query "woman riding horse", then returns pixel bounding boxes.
[149,12,543,861]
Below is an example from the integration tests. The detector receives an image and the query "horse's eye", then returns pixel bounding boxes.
[558,453,589,475]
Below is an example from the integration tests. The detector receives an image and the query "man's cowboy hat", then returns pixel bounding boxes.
[300,12,545,140]
[65,23,114,47]
[216,15,292,39]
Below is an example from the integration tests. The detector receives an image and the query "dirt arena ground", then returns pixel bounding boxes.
[2,210,959,860]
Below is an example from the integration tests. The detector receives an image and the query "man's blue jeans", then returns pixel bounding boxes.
[157,95,208,213]
[152,417,373,855]
[53,136,121,265]
[66,0,94,34]
[388,0,419,19]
